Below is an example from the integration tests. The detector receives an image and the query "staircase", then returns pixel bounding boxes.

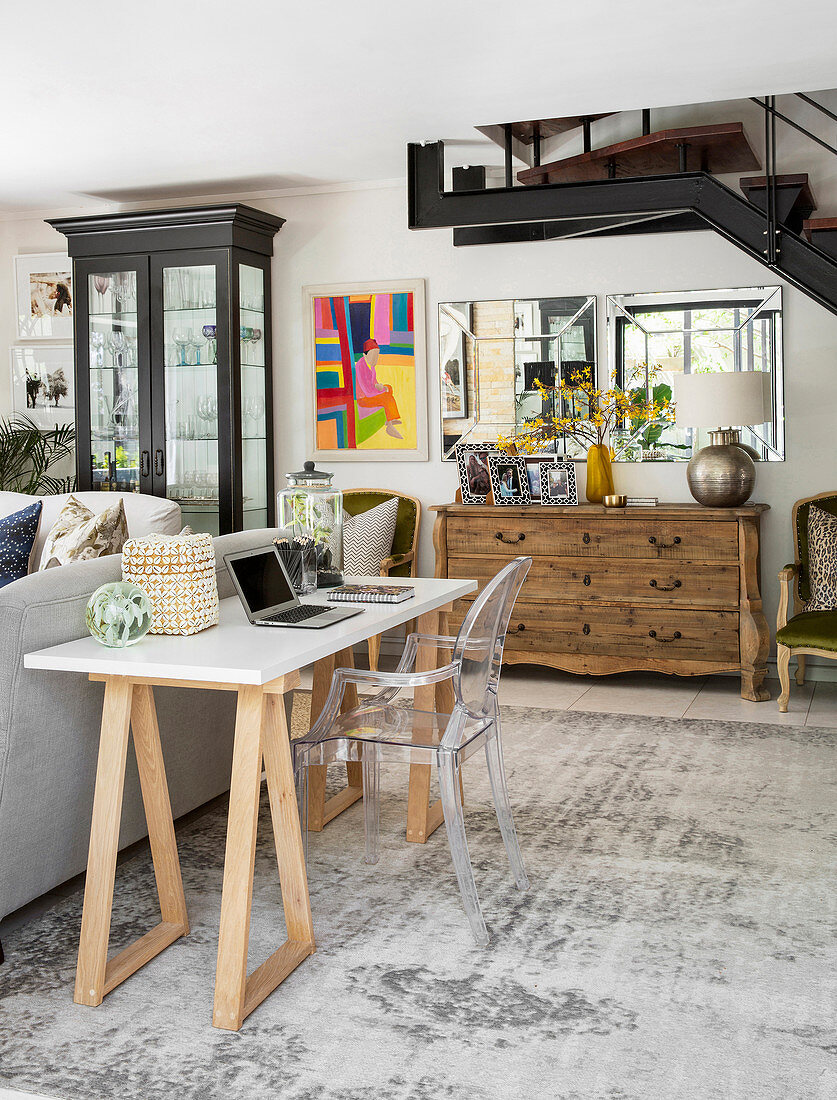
[407,99,837,317]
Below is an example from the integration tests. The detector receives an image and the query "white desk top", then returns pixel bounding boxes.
[24,576,477,686]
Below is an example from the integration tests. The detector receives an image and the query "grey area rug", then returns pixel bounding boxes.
[0,705,835,1100]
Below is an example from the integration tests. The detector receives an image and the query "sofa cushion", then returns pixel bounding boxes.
[0,501,43,588]
[39,495,128,570]
[342,497,398,575]
[0,491,182,570]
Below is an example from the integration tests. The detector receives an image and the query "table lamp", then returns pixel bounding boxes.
[672,371,769,506]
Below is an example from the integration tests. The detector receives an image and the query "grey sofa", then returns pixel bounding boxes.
[0,527,284,944]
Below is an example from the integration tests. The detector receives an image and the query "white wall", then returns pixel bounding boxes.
[3,182,837,661]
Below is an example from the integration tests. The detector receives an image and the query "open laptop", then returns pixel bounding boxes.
[224,546,363,629]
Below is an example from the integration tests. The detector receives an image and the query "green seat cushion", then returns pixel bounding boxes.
[342,491,417,577]
[776,610,837,651]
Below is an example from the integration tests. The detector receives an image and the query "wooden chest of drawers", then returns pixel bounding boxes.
[432,502,770,701]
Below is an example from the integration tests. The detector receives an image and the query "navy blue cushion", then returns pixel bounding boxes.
[0,500,43,588]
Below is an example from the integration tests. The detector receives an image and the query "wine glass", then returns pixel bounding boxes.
[196,395,217,439]
[202,324,217,364]
[90,332,105,368]
[244,395,265,433]
[173,332,190,366]
[93,275,111,310]
[107,331,126,368]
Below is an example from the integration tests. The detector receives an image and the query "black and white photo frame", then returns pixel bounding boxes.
[540,461,578,505]
[488,455,531,505]
[455,442,497,504]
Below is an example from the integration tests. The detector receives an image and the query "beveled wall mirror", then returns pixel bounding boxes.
[439,295,596,460]
[606,286,784,461]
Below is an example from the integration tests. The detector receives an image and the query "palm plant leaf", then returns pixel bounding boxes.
[0,416,77,495]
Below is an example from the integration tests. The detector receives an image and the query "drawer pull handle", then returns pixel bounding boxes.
[649,535,682,547]
[583,574,592,586]
[649,630,682,641]
[582,532,591,544]
[649,579,682,590]
[507,623,526,635]
[582,623,591,635]
[496,531,526,545]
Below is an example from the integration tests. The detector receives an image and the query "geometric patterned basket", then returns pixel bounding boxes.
[121,531,219,636]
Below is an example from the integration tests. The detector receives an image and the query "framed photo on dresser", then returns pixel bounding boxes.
[455,442,497,504]
[488,455,531,505]
[540,461,578,506]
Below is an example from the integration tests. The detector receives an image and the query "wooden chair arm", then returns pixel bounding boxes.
[777,564,798,632]
[379,551,415,576]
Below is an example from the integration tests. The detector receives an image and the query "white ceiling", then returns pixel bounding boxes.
[3,0,837,214]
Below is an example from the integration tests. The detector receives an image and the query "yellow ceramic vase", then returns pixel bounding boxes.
[585,443,615,503]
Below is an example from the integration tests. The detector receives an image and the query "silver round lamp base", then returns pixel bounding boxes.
[686,430,755,507]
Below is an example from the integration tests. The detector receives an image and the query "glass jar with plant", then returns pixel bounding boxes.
[277,461,344,587]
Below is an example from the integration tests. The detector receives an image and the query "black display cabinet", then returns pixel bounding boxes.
[49,204,284,535]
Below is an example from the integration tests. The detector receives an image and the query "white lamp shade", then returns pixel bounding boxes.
[672,371,769,428]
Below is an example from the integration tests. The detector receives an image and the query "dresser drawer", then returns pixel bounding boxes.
[448,600,740,663]
[446,515,739,561]
[448,554,740,609]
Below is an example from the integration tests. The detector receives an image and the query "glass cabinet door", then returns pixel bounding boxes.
[157,260,222,535]
[86,267,145,492]
[239,263,268,529]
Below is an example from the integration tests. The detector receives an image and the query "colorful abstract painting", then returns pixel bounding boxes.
[307,280,427,460]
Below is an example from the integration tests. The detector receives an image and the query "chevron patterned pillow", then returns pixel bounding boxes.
[343,497,399,576]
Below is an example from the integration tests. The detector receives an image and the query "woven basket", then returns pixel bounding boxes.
[121,532,219,636]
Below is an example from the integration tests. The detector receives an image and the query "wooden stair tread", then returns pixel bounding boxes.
[739,174,816,234]
[804,217,837,231]
[740,173,816,207]
[803,217,837,253]
[518,123,759,185]
[478,115,616,146]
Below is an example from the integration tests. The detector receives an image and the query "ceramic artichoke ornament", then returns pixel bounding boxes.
[86,581,153,648]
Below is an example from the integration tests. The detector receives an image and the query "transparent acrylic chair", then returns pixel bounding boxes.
[293,556,532,946]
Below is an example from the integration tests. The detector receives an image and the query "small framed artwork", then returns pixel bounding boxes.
[304,278,428,461]
[523,455,554,502]
[456,442,497,504]
[14,253,74,340]
[540,461,578,506]
[10,345,75,427]
[489,455,531,506]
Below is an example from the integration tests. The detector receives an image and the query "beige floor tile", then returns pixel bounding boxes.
[684,675,812,726]
[497,665,591,709]
[567,675,704,718]
[805,681,837,728]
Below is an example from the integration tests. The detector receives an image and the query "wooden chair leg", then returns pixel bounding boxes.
[795,653,807,687]
[777,645,792,712]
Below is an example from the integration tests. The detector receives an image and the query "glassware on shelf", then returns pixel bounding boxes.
[92,275,111,310]
[196,395,218,438]
[202,324,217,363]
[244,395,265,433]
[277,460,343,587]
[90,332,105,368]
[107,331,127,367]
[173,331,190,366]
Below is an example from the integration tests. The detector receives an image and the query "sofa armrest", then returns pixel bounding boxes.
[777,564,798,632]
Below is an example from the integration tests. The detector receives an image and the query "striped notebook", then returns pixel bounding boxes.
[327,584,415,604]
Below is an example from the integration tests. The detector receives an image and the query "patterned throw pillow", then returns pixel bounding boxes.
[805,505,837,611]
[342,497,399,576]
[39,495,128,570]
[0,501,43,588]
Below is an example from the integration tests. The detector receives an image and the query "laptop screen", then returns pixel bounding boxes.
[228,549,295,616]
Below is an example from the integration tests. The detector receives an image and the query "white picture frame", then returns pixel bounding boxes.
[10,344,75,428]
[489,455,531,506]
[540,461,578,506]
[304,278,428,461]
[14,253,74,340]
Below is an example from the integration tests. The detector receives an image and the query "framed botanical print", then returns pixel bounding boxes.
[455,442,497,504]
[14,253,74,340]
[540,461,578,505]
[304,279,428,461]
[489,455,531,506]
[10,345,75,428]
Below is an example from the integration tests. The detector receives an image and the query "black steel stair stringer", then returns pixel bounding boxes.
[407,141,837,316]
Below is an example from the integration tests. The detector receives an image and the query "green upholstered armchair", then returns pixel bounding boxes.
[342,489,421,670]
[776,491,837,711]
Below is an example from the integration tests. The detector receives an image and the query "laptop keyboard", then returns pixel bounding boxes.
[260,604,331,624]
